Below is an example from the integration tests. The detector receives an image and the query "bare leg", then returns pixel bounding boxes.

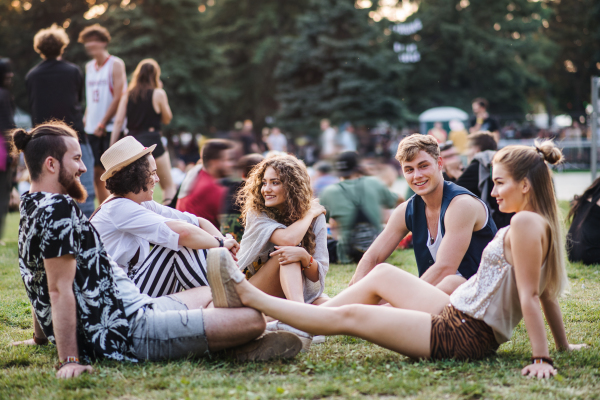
[321,263,449,314]
[154,152,176,203]
[93,166,110,203]
[172,286,266,352]
[436,275,466,295]
[249,256,286,298]
[279,262,304,302]
[203,307,266,352]
[236,279,432,359]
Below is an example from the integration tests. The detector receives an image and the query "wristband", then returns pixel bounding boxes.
[531,356,554,367]
[214,236,224,247]
[32,332,49,345]
[56,356,80,371]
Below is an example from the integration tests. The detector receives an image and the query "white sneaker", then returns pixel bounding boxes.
[266,321,313,352]
[312,335,326,345]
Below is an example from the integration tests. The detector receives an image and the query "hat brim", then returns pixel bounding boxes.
[100,144,156,181]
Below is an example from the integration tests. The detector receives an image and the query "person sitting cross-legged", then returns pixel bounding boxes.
[91,136,224,298]
[10,122,302,379]
[350,134,498,295]
[207,140,587,379]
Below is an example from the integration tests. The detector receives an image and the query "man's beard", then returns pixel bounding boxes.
[59,166,88,203]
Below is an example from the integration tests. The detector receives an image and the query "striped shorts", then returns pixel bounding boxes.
[129,245,209,298]
[430,304,499,360]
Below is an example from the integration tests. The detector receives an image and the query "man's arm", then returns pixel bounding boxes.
[350,202,409,285]
[94,58,126,137]
[45,255,93,378]
[419,196,483,286]
[110,94,128,145]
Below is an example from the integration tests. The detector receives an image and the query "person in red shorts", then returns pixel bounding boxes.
[176,139,236,229]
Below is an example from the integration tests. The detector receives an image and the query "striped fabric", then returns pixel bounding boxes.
[129,246,209,298]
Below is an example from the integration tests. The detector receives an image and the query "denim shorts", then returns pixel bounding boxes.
[129,295,209,361]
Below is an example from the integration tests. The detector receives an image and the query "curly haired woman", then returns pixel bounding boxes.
[237,154,329,304]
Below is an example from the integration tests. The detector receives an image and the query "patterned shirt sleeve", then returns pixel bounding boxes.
[38,197,77,260]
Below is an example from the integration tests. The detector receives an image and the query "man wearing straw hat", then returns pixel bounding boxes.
[91,136,224,298]
[10,123,302,379]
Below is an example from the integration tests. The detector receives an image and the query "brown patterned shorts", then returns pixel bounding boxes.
[430,304,499,360]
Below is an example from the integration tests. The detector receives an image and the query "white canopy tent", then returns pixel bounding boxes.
[418,107,469,135]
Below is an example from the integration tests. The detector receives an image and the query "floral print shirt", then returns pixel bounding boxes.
[18,192,137,363]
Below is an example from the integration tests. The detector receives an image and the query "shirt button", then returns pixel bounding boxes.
[461,319,466,323]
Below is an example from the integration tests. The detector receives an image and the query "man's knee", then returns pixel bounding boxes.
[241,308,266,336]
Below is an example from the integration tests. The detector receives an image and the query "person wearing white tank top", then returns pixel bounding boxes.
[78,24,127,204]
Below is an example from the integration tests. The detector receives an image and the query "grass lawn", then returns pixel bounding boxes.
[1,203,599,399]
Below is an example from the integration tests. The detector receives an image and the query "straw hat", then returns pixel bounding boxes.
[100,136,156,181]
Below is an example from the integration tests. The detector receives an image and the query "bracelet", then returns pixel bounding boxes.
[56,356,80,371]
[214,236,224,247]
[32,332,49,345]
[531,356,554,367]
[302,255,313,271]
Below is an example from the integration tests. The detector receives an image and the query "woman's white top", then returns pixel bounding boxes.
[91,198,199,273]
[450,227,548,344]
[237,212,329,304]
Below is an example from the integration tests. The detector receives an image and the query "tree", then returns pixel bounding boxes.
[202,0,310,131]
[398,0,557,121]
[274,0,410,135]
[544,0,600,121]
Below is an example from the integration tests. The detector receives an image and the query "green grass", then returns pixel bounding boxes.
[1,202,599,399]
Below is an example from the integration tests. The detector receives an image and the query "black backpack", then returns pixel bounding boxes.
[339,179,379,263]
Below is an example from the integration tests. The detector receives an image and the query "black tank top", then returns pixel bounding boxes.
[126,88,161,133]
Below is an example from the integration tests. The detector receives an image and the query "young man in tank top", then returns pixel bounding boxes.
[349,134,497,294]
[78,24,127,203]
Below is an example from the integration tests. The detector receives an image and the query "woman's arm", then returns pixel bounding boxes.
[269,199,325,246]
[510,214,555,378]
[154,88,172,125]
[198,217,223,238]
[110,94,128,146]
[539,291,569,350]
[165,220,238,254]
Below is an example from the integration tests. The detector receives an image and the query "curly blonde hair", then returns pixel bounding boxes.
[238,154,316,254]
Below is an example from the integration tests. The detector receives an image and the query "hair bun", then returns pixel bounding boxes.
[11,128,32,152]
[535,140,563,165]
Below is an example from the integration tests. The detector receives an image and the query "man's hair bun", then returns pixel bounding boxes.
[11,128,32,153]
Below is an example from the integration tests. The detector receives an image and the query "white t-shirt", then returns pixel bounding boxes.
[320,127,337,157]
[91,199,199,273]
[266,133,287,152]
[84,55,125,133]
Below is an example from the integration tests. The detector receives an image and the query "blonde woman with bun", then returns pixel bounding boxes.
[207,141,587,378]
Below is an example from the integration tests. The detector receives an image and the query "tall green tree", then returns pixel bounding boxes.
[544,0,600,120]
[202,0,310,131]
[274,0,410,135]
[399,0,557,120]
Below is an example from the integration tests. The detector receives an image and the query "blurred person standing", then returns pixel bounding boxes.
[0,58,16,241]
[469,98,499,141]
[427,122,447,143]
[26,25,95,217]
[320,151,398,263]
[111,59,176,204]
[448,120,468,154]
[220,153,264,241]
[311,161,338,198]
[265,126,287,153]
[455,132,513,229]
[79,24,127,204]
[176,139,235,229]
[319,119,337,159]
[338,123,357,152]
[240,119,260,155]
